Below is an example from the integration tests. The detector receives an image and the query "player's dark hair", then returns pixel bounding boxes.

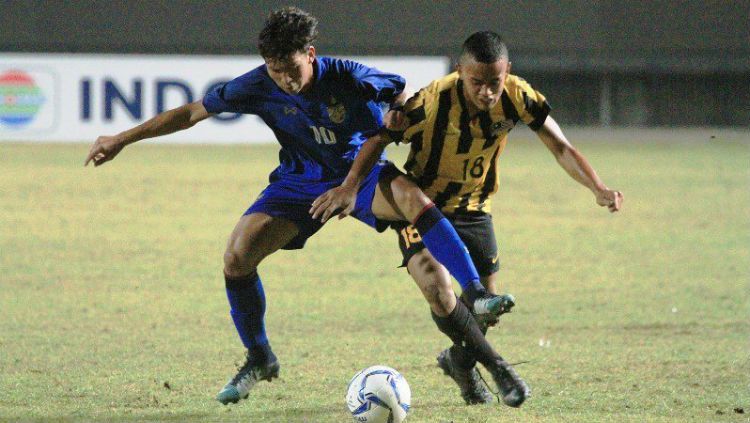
[460,31,508,64]
[258,7,318,60]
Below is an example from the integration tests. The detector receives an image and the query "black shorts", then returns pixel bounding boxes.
[391,212,500,277]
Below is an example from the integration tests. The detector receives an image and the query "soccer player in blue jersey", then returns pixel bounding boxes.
[84,7,513,405]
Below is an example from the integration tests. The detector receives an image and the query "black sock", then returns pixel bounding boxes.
[448,344,475,369]
[431,298,502,369]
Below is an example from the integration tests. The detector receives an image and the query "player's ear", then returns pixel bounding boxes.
[455,62,462,76]
[500,61,511,86]
[307,46,316,63]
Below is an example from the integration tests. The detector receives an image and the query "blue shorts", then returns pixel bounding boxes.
[244,161,401,250]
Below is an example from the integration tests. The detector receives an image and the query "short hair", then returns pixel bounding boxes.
[258,7,318,60]
[459,31,508,64]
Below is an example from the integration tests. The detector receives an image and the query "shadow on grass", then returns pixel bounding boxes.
[8,404,350,423]
[243,403,349,422]
[8,415,213,423]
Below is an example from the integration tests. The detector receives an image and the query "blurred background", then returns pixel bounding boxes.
[2,0,749,128]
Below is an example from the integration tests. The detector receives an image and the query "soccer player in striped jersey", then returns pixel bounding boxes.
[314,31,622,407]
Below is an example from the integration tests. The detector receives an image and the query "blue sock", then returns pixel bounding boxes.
[413,205,484,301]
[225,272,269,352]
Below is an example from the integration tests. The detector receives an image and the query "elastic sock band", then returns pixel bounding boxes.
[413,203,443,234]
[224,271,258,289]
[411,202,436,226]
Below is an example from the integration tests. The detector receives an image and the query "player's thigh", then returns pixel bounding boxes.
[371,173,432,222]
[451,213,500,279]
[406,249,456,315]
[224,212,299,271]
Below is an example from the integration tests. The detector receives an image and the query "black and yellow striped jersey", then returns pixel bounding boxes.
[399,72,550,215]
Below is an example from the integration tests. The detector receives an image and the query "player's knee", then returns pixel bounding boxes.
[223,248,256,277]
[392,178,431,219]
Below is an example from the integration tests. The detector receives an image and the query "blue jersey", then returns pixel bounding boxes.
[202,57,405,184]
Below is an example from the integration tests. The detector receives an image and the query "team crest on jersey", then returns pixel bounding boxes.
[326,96,346,124]
[492,119,515,136]
[284,106,298,115]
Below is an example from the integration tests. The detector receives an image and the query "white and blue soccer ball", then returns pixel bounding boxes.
[346,365,411,423]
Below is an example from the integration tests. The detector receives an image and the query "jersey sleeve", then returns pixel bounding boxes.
[344,60,406,104]
[397,80,438,145]
[201,69,262,114]
[505,76,551,131]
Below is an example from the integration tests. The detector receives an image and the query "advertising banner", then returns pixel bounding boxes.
[0,54,449,143]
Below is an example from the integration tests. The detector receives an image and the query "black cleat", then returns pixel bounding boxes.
[486,358,530,407]
[437,349,494,405]
[216,350,280,405]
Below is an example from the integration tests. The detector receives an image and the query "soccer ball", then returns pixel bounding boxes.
[346,365,411,423]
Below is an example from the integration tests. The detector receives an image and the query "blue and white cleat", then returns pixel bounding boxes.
[216,351,280,405]
[472,293,515,321]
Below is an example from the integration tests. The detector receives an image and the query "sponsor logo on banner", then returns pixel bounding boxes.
[0,70,45,128]
[0,68,56,132]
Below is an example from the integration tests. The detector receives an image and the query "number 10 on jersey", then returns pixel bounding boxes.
[310,126,337,145]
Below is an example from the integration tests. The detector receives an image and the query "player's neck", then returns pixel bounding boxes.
[464,97,487,119]
[459,81,484,118]
[299,59,318,94]
[465,101,480,118]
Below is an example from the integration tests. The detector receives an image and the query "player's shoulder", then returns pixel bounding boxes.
[404,73,456,107]
[318,56,366,77]
[504,74,536,94]
[413,72,458,103]
[401,73,457,118]
[221,64,271,97]
[232,65,270,87]
[428,72,460,94]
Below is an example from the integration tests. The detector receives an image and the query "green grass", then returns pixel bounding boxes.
[1,137,748,422]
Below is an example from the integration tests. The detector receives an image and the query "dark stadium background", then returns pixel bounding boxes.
[3,0,748,127]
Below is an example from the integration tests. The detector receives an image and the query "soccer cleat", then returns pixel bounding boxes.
[216,351,280,405]
[486,358,530,407]
[471,293,515,323]
[437,349,494,405]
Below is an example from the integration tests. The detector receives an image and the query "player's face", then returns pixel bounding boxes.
[458,57,511,112]
[265,47,316,95]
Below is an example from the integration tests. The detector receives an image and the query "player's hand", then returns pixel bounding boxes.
[310,184,358,223]
[596,188,623,213]
[84,135,125,167]
[383,109,408,131]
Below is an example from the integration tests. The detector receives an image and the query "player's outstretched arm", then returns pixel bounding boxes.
[310,102,410,223]
[536,116,623,212]
[310,132,392,222]
[84,101,213,167]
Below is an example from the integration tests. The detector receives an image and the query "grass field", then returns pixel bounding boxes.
[1,135,748,422]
